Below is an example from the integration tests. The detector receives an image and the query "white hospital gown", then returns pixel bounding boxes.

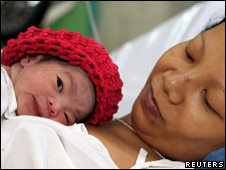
[1,67,186,169]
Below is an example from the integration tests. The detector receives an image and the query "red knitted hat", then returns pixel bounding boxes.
[1,26,123,125]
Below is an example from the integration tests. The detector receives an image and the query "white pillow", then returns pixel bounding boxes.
[111,1,225,118]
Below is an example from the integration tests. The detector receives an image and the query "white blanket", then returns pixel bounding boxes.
[1,116,118,169]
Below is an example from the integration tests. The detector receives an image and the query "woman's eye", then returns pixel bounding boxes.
[186,47,194,63]
[64,112,69,124]
[57,77,63,92]
[203,90,217,114]
[186,51,194,63]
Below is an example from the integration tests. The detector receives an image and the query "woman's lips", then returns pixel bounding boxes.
[143,85,164,120]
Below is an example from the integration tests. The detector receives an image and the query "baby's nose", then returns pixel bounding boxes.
[47,97,61,117]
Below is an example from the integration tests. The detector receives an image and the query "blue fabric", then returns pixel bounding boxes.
[203,147,225,162]
[196,147,225,169]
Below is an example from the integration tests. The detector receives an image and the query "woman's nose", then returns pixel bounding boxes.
[163,70,190,105]
[47,97,61,117]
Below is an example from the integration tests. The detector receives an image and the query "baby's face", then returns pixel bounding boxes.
[132,22,225,160]
[13,56,95,126]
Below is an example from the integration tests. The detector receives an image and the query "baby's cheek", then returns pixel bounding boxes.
[30,74,53,92]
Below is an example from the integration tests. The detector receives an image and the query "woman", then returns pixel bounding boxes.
[85,19,225,168]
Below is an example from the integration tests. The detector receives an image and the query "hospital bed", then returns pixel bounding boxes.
[1,1,225,168]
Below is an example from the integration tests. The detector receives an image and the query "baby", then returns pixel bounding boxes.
[1,26,123,126]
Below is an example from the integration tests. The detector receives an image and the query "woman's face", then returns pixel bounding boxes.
[13,56,95,126]
[132,22,225,161]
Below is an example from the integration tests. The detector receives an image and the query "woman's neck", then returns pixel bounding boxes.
[85,114,162,168]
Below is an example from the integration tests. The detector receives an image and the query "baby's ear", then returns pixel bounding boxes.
[20,55,43,67]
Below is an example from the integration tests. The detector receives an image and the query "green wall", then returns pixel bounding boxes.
[1,1,99,49]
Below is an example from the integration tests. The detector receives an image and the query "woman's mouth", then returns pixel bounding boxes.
[143,85,164,120]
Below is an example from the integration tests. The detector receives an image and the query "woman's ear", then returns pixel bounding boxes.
[20,55,43,67]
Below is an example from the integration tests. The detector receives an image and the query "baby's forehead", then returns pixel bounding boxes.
[38,58,79,69]
[38,56,94,88]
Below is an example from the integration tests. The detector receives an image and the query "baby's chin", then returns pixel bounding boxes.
[16,104,38,117]
[15,110,34,116]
